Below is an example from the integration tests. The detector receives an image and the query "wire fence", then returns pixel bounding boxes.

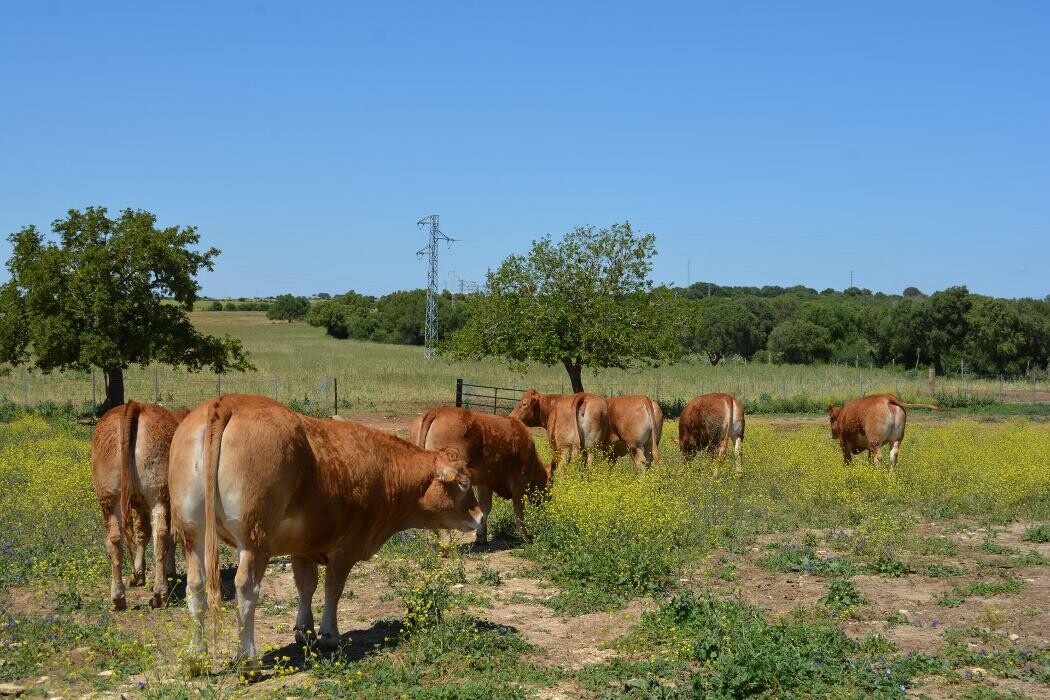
[0,366,1046,416]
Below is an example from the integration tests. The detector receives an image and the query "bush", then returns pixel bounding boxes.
[1022,524,1050,543]
[524,457,689,599]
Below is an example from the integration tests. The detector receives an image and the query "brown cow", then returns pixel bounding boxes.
[92,401,188,611]
[168,394,483,661]
[606,395,664,473]
[674,393,745,471]
[508,388,609,467]
[828,394,940,469]
[412,406,554,545]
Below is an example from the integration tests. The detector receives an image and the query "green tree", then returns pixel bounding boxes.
[445,222,684,392]
[208,300,223,311]
[0,206,253,410]
[267,294,311,322]
[766,319,833,364]
[965,297,1026,375]
[684,297,760,364]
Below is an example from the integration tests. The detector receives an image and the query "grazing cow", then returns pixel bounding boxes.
[828,394,940,469]
[674,393,745,471]
[168,394,483,661]
[508,388,609,467]
[92,401,188,611]
[412,406,554,545]
[606,395,664,473]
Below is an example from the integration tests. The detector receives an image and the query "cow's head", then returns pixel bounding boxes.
[418,447,484,532]
[827,404,841,438]
[509,388,542,427]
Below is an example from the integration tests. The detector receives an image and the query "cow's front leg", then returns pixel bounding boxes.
[317,555,355,650]
[889,440,901,470]
[291,556,318,645]
[474,485,493,546]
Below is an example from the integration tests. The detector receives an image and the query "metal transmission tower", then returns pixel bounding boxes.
[416,214,456,360]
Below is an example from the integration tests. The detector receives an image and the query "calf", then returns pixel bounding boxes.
[828,394,939,469]
[413,406,554,545]
[674,393,745,471]
[92,401,187,610]
[508,388,608,467]
[168,394,483,661]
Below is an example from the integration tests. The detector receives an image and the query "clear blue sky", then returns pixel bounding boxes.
[1,1,1047,299]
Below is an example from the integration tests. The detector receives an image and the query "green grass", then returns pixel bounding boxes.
[0,310,1043,414]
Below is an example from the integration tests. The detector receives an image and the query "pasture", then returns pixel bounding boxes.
[1,409,1048,698]
[0,311,1046,416]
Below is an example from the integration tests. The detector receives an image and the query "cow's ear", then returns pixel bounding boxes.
[437,446,463,463]
[436,464,470,490]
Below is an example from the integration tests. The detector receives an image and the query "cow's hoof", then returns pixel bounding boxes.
[112,595,127,611]
[316,632,340,651]
[149,593,165,609]
[294,627,316,647]
[129,573,146,587]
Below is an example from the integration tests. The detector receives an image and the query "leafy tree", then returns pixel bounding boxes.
[923,286,972,374]
[903,286,926,298]
[267,294,311,322]
[766,319,833,364]
[684,297,760,364]
[316,292,331,299]
[445,222,684,392]
[306,292,378,340]
[0,206,253,410]
[965,297,1026,375]
[208,300,223,311]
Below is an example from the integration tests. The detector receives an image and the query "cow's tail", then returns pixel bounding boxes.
[571,392,588,459]
[415,409,440,449]
[643,396,662,462]
[118,401,141,548]
[891,398,943,412]
[202,398,234,633]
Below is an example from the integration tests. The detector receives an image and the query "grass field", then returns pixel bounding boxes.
[0,312,1045,415]
[1,410,1048,698]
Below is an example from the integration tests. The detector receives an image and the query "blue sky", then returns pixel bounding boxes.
[1,1,1047,299]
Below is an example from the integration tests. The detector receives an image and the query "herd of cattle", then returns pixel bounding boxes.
[90,388,934,662]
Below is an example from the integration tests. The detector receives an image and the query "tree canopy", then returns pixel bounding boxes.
[444,222,684,392]
[267,294,311,322]
[0,206,253,409]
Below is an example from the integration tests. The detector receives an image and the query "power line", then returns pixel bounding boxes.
[416,214,456,361]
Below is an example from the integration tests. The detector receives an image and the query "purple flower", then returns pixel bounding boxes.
[138,681,145,689]
[930,619,939,627]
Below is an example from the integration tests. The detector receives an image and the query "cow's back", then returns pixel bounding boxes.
[678,393,734,450]
[92,402,181,500]
[838,394,903,449]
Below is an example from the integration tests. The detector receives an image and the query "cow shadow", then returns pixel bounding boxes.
[253,618,405,676]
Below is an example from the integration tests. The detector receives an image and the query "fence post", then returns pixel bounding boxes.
[455,379,463,408]
[493,386,498,414]
[928,367,936,396]
[216,372,222,396]
[153,368,160,404]
[22,369,28,408]
[998,374,1003,404]
[333,378,339,414]
[273,376,279,402]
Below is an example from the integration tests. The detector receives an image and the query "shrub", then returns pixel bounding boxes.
[1022,524,1050,543]
[524,457,689,598]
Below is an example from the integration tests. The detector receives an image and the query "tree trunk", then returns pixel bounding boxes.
[561,358,584,393]
[102,367,125,412]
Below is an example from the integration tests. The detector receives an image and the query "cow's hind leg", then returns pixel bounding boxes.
[129,503,150,587]
[630,445,648,475]
[474,486,493,546]
[318,555,354,650]
[102,500,127,611]
[149,500,172,608]
[292,556,318,645]
[733,437,743,474]
[183,533,207,655]
[889,440,901,470]
[234,547,269,663]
